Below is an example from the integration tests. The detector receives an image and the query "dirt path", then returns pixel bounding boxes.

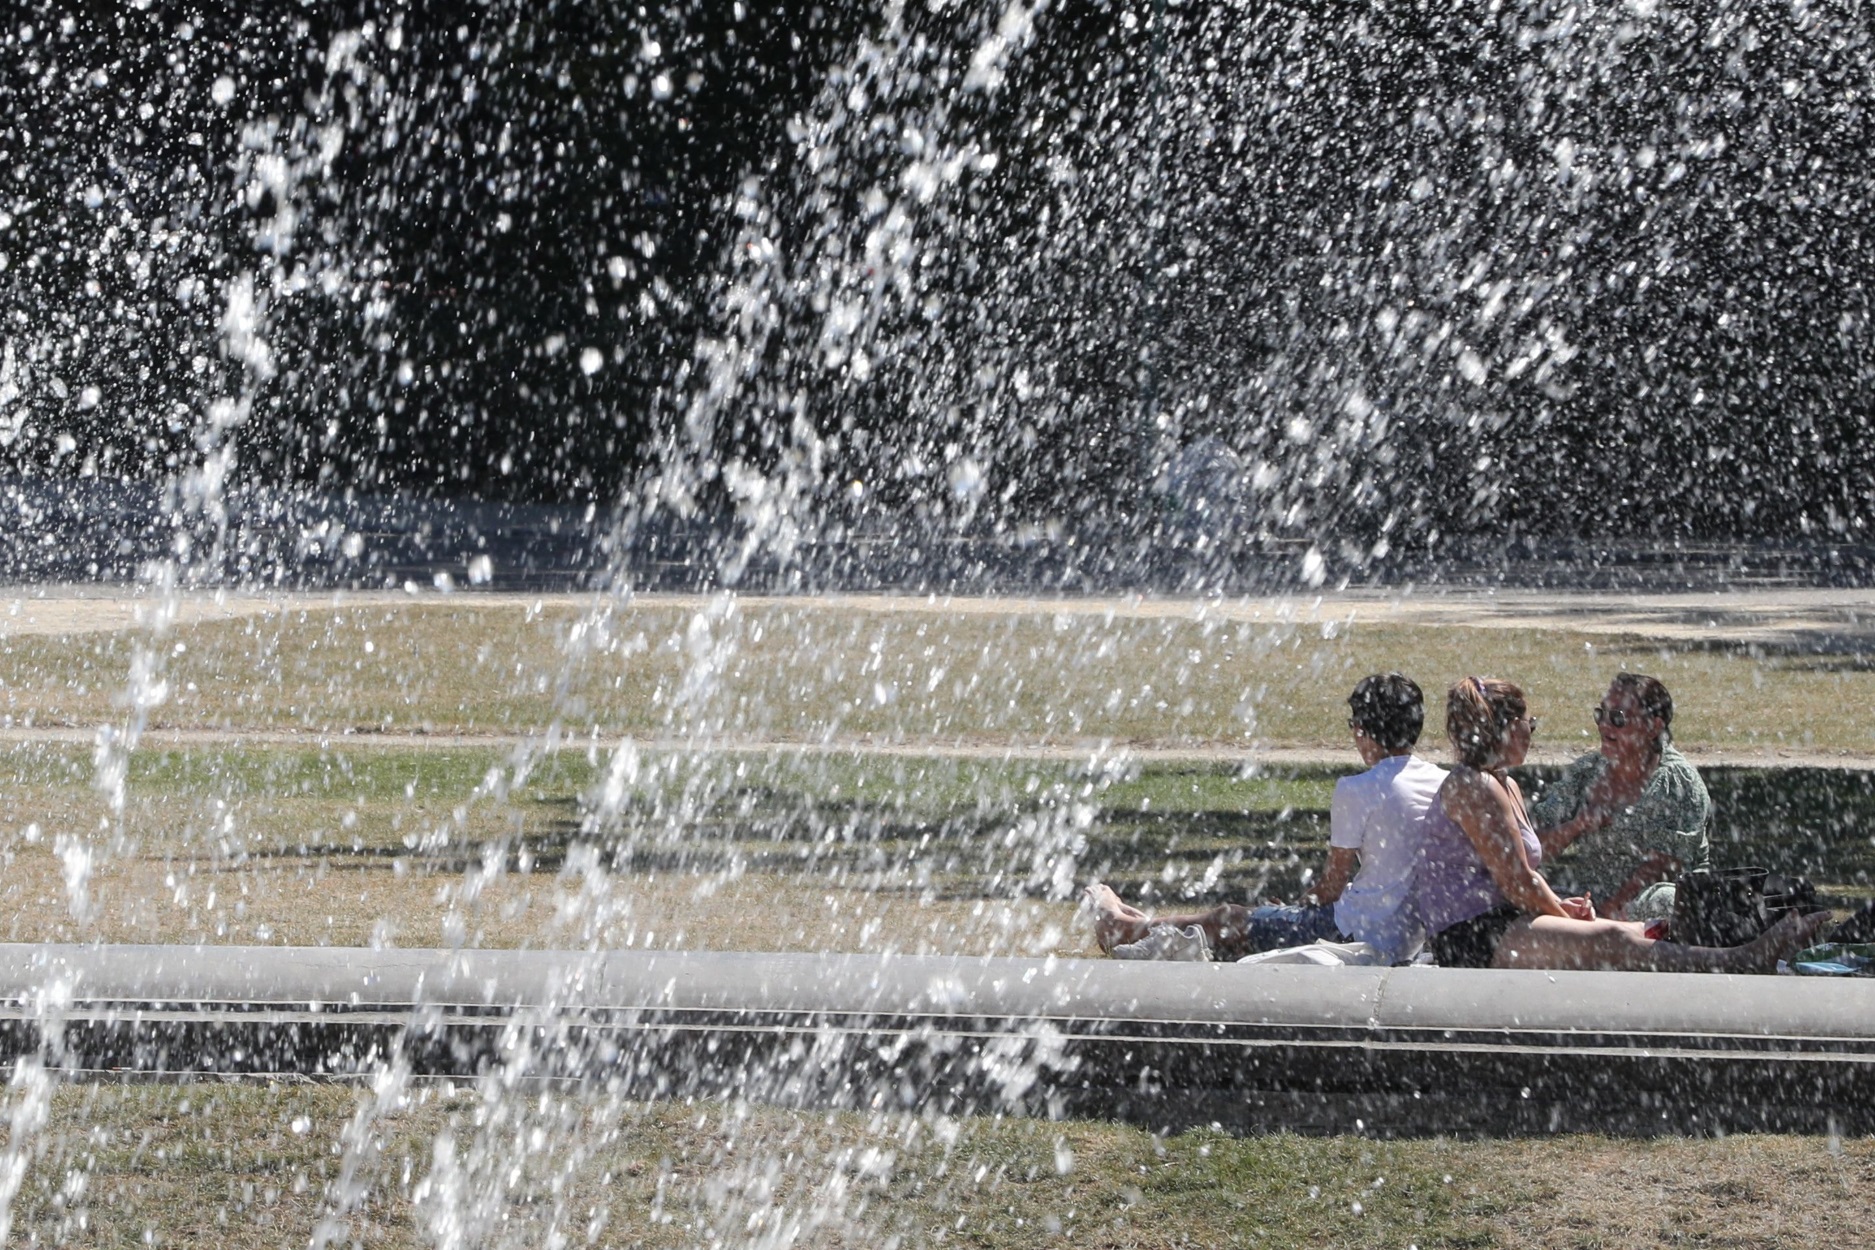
[2,725,1865,772]
[10,582,1875,648]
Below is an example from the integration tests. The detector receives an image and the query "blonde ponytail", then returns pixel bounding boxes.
[1446,676,1526,768]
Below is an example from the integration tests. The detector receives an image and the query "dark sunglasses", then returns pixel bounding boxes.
[1593,705,1630,728]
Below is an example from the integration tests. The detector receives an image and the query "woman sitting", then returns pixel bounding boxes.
[1417,677,1826,972]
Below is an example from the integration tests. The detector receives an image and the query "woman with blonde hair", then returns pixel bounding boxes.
[1415,677,1826,971]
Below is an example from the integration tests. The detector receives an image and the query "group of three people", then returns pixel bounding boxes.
[1088,672,1829,972]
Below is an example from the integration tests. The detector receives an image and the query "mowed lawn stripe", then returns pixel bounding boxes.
[0,600,1866,754]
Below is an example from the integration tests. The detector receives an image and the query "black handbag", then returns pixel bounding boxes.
[1828,900,1875,944]
[1671,867,1769,947]
[1671,867,1818,947]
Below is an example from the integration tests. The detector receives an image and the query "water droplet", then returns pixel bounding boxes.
[1300,547,1326,587]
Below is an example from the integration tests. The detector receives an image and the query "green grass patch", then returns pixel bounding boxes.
[1701,765,1875,897]
[1,741,1872,953]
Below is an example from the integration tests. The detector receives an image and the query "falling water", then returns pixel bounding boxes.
[1,0,1873,1244]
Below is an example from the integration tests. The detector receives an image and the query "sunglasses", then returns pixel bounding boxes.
[1593,705,1631,728]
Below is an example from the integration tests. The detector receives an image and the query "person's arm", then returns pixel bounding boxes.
[1447,773,1570,918]
[1529,758,1600,859]
[1623,761,1713,874]
[1305,846,1359,906]
[1602,851,1678,918]
[1536,806,1610,860]
[1534,752,1653,859]
[1315,774,1368,907]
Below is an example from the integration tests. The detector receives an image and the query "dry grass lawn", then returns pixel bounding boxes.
[0,596,1871,755]
[0,838,1075,956]
[3,1085,1871,1249]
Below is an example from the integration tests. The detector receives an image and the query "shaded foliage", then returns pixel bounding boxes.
[1,1,1870,551]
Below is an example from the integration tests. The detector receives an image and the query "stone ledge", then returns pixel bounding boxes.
[0,945,1868,1136]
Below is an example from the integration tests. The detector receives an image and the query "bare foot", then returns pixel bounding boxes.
[1729,911,1834,973]
[1083,883,1152,955]
[1088,883,1148,922]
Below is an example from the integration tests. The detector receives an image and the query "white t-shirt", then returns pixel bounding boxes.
[1330,753,1448,962]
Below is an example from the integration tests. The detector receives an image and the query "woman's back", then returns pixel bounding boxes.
[1416,771,1543,935]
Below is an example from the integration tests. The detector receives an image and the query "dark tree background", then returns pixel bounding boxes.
[1,0,1871,561]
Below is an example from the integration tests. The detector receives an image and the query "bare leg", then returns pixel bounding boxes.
[1083,883,1252,957]
[1493,910,1831,973]
[1083,884,1152,953]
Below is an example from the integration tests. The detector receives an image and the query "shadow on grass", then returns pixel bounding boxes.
[253,789,1334,905]
[1700,766,1875,898]
[1520,763,1875,903]
[194,763,1875,912]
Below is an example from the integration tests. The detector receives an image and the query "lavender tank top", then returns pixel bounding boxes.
[1415,783,1543,936]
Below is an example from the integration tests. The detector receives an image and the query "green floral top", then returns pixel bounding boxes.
[1529,742,1713,919]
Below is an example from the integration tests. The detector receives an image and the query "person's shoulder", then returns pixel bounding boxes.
[1401,753,1449,781]
[1381,753,1448,793]
[1650,743,1710,799]
[1657,743,1704,779]
[1440,763,1497,805]
[1343,753,1441,789]
[1389,755,1448,812]
[1334,761,1390,800]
